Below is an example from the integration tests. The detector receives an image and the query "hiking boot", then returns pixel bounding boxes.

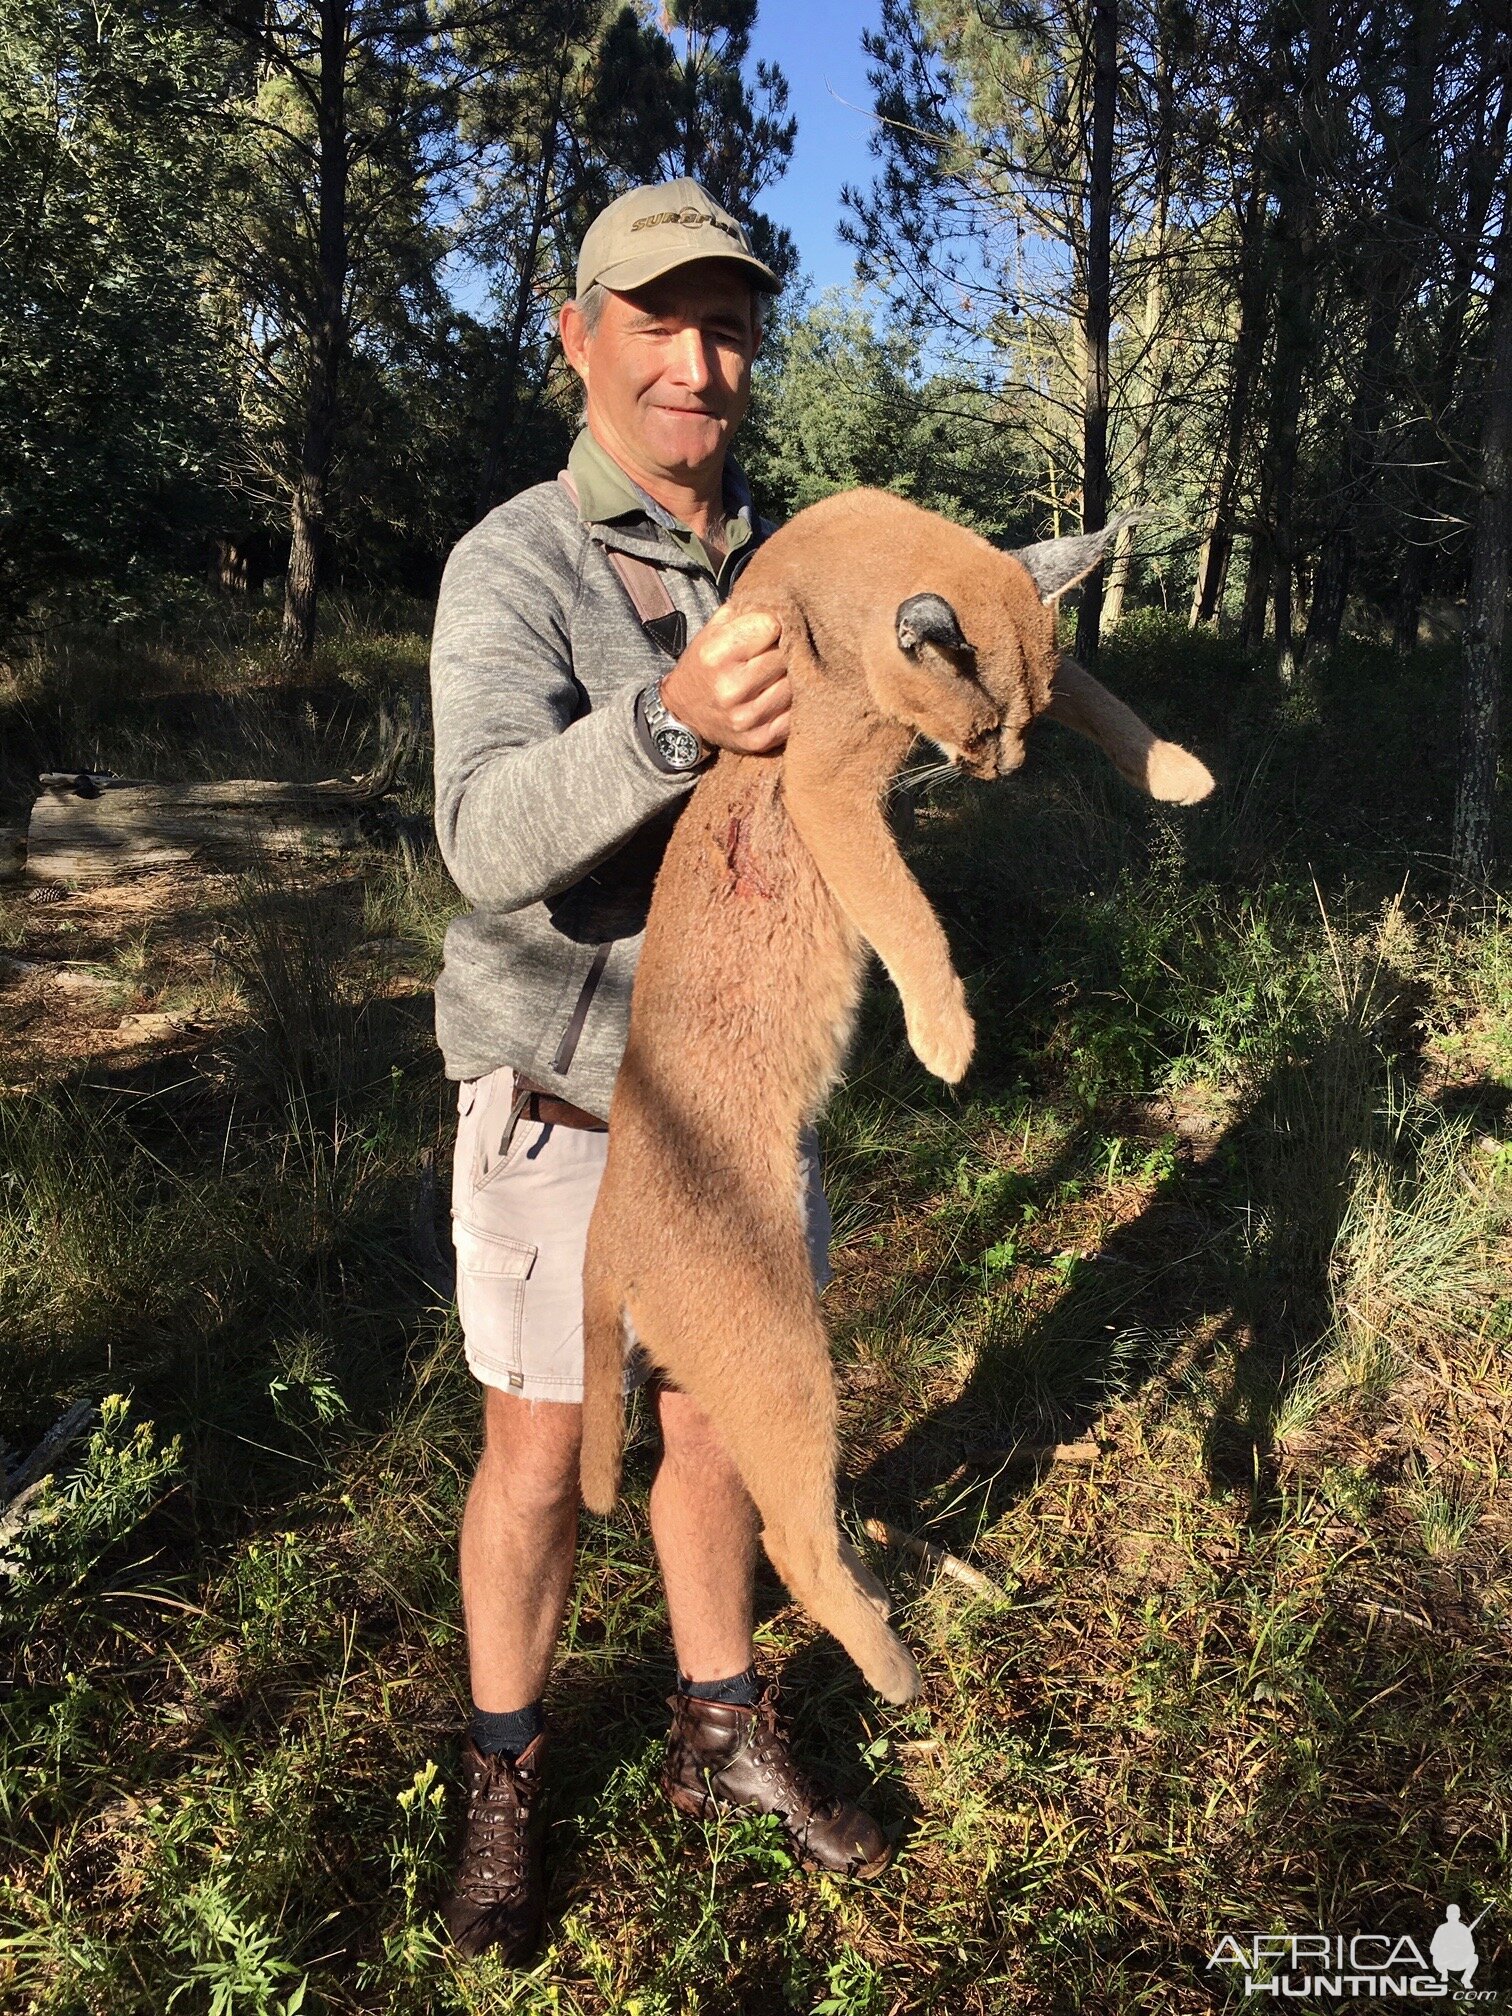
[443,1728,549,1961]
[662,1682,893,1877]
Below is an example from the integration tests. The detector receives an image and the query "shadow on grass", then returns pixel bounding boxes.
[819,968,1512,1997]
[842,958,1430,1549]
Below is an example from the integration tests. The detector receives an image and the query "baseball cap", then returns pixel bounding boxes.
[574,178,780,301]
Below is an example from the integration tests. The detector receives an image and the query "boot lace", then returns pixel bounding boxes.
[740,1689,843,1823]
[458,1755,536,1903]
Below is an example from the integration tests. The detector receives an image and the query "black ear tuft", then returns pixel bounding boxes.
[1008,512,1137,604]
[896,592,967,655]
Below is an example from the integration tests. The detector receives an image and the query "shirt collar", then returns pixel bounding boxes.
[567,428,757,575]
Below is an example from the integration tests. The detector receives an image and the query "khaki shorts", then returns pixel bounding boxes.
[451,1066,834,1403]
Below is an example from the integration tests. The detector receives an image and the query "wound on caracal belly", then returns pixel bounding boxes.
[723,812,776,900]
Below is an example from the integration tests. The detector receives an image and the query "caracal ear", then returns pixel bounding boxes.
[896,593,968,655]
[1009,513,1136,605]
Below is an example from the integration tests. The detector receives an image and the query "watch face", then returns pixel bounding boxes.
[655,726,702,769]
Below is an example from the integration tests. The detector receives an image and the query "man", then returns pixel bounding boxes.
[428,178,892,1966]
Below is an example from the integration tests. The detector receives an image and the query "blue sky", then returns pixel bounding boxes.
[746,0,882,296]
[442,1,886,315]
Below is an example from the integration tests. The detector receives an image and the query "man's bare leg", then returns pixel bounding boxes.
[460,1381,760,1701]
[460,1388,583,1712]
[650,1381,760,1682]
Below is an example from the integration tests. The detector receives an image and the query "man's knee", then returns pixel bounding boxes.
[476,1387,584,1512]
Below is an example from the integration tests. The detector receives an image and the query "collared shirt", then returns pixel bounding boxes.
[566,427,758,595]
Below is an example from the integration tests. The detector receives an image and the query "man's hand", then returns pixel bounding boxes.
[659,605,789,755]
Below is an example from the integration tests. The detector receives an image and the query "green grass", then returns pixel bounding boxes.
[2,615,1511,2012]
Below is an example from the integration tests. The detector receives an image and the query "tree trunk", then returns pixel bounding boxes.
[1099,379,1155,631]
[1075,0,1116,662]
[1302,281,1399,660]
[1268,260,1314,685]
[679,15,703,179]
[474,75,564,522]
[1238,534,1271,648]
[1249,27,1328,675]
[1102,10,1171,632]
[1241,194,1315,663]
[1395,61,1510,654]
[1452,169,1512,880]
[1304,0,1439,664]
[281,0,348,662]
[1191,170,1269,629]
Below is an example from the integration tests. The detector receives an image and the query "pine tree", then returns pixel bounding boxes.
[207,0,453,657]
[0,0,235,628]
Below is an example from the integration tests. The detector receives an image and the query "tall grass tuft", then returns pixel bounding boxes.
[0,1088,226,1389]
[1329,1099,1504,1383]
[360,841,463,980]
[221,869,377,1117]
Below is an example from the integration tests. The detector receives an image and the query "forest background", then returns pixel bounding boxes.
[4,0,1511,869]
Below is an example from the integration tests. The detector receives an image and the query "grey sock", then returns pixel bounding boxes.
[678,1664,761,1707]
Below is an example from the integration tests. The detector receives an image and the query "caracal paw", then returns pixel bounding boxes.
[1144,741,1215,805]
[907,996,975,1084]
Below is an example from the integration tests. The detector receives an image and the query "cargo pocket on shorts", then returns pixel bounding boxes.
[454,1222,537,1391]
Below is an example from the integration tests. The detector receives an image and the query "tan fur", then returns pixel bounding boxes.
[581,488,1213,1704]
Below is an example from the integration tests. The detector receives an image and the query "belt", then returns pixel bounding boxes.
[513,1076,608,1132]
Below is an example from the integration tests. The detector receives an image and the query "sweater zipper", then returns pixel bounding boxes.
[550,941,612,1075]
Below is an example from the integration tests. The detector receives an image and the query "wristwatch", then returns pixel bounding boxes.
[637,676,710,773]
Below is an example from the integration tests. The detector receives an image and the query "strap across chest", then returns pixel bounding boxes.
[557,470,687,658]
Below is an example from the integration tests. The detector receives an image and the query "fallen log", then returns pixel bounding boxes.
[0,954,115,993]
[26,773,379,884]
[0,1400,98,1561]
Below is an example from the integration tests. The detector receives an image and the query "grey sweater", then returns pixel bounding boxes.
[430,450,760,1120]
